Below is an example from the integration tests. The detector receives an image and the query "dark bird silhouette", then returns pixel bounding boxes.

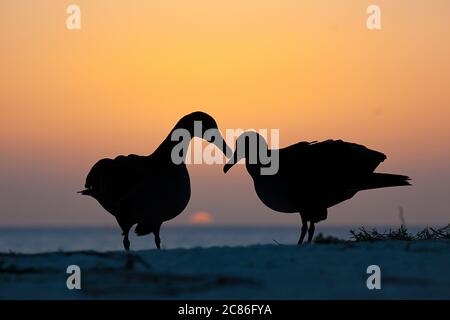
[79,112,231,250]
[224,132,411,244]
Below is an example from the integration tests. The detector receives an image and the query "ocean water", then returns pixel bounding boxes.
[0,226,418,253]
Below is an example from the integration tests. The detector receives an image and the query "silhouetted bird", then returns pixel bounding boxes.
[224,132,410,244]
[79,112,231,250]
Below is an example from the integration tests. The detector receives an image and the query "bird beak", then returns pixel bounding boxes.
[223,151,238,173]
[211,130,232,158]
[77,189,91,196]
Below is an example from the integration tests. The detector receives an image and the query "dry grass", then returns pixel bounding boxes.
[349,224,450,242]
[313,233,346,244]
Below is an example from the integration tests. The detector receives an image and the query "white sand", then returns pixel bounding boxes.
[1,241,449,299]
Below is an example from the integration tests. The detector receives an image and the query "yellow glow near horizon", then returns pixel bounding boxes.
[0,1,449,226]
[1,1,449,169]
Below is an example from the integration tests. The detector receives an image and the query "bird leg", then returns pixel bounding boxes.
[297,214,308,245]
[117,218,132,251]
[154,225,161,250]
[307,222,315,243]
[122,229,131,251]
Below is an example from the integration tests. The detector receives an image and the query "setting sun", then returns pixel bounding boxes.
[189,212,214,225]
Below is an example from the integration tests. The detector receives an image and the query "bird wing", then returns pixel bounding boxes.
[113,159,191,224]
[280,139,387,189]
[84,154,152,211]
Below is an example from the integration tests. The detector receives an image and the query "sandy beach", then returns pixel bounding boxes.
[1,240,449,299]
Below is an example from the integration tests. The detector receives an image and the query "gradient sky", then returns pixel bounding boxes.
[1,1,449,227]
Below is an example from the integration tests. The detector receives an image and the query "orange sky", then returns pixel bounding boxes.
[0,1,449,226]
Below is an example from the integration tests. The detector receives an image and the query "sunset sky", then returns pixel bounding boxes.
[1,1,449,227]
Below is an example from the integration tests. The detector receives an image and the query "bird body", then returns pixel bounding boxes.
[80,112,230,250]
[224,133,411,244]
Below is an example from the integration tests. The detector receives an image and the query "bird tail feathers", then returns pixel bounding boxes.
[350,173,411,191]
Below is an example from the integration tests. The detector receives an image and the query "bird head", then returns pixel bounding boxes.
[77,159,109,197]
[177,111,232,157]
[224,131,269,173]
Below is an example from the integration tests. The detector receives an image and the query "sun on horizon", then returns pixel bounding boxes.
[189,212,214,225]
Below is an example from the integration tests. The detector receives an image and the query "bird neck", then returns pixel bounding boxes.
[245,147,277,177]
[246,161,263,177]
[152,122,195,163]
